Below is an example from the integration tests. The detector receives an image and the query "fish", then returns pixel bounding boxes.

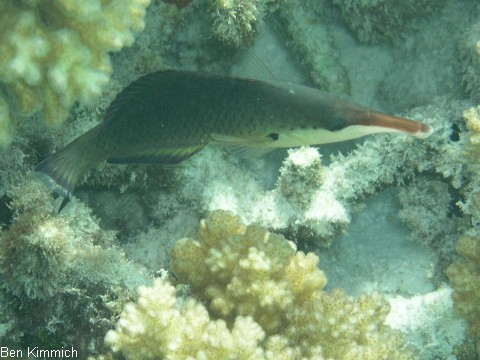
[35,69,433,199]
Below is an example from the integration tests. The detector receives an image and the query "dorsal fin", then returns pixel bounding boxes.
[231,53,276,81]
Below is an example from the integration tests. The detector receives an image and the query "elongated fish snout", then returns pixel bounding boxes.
[353,110,434,139]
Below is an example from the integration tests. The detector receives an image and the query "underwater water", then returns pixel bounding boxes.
[1,0,480,359]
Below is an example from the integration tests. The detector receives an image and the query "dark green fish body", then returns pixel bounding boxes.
[35,70,433,198]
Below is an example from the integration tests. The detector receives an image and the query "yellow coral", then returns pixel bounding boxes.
[0,0,150,145]
[165,211,412,359]
[463,105,480,146]
[92,211,416,358]
[171,210,318,334]
[447,233,480,339]
[105,278,267,360]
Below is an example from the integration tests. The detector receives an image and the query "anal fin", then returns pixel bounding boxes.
[107,144,205,165]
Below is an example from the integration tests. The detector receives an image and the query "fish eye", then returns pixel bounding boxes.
[328,116,348,132]
[267,133,279,141]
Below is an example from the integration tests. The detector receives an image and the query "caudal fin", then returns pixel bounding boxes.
[34,125,103,199]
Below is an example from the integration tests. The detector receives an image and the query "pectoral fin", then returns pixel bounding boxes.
[211,133,277,157]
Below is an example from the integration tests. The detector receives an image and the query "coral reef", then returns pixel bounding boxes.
[386,287,467,360]
[0,0,151,146]
[105,277,271,359]
[0,0,477,357]
[444,105,480,354]
[457,106,480,230]
[170,210,322,333]
[105,211,414,359]
[274,147,350,245]
[209,0,277,47]
[396,179,461,285]
[0,179,152,355]
[446,233,480,352]
[398,178,457,245]
[329,0,442,44]
[276,147,324,207]
[175,145,350,247]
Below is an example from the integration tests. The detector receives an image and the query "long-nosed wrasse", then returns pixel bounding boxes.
[35,69,433,198]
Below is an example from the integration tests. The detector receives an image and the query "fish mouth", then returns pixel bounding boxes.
[354,110,434,139]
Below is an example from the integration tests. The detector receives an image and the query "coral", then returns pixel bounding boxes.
[0,0,151,146]
[209,0,277,47]
[171,210,318,333]
[463,105,480,147]
[398,178,456,245]
[175,145,350,247]
[137,210,413,359]
[105,277,269,360]
[106,278,413,359]
[447,107,480,353]
[1,211,74,299]
[276,0,350,94]
[386,287,467,360]
[457,106,480,228]
[275,146,350,246]
[396,178,463,284]
[276,146,324,207]
[0,179,152,356]
[329,0,442,44]
[446,233,480,342]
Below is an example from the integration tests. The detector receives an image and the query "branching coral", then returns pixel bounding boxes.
[171,210,320,333]
[105,278,269,359]
[0,0,151,146]
[105,210,414,359]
